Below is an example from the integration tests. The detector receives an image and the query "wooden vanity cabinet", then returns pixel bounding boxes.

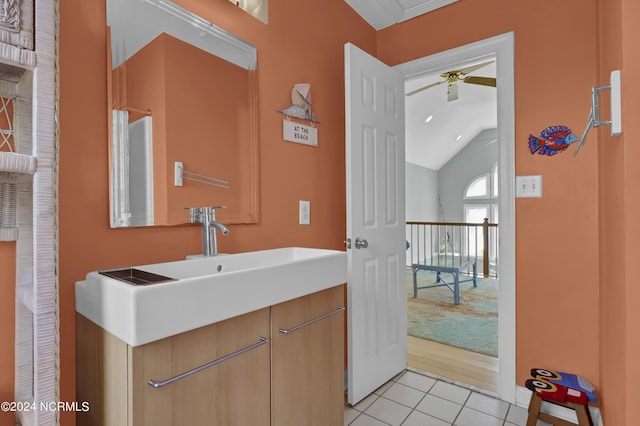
[76,285,345,426]
[76,308,271,426]
[271,285,345,426]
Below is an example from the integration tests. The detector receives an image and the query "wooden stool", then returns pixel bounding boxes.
[526,392,593,426]
[525,369,596,426]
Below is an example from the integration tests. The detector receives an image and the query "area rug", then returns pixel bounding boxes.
[407,269,498,357]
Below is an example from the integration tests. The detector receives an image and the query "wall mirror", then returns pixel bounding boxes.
[107,0,259,227]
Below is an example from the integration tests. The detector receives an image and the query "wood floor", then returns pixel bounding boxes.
[407,335,499,394]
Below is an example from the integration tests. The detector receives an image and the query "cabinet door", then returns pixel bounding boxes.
[131,308,271,426]
[271,285,345,426]
[76,314,130,426]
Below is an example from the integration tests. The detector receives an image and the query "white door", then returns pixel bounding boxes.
[345,42,407,405]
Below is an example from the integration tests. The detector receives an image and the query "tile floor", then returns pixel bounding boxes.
[344,370,552,426]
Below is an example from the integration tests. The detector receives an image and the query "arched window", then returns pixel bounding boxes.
[464,165,499,200]
[465,174,490,198]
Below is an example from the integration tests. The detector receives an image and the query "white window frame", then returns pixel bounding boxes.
[464,173,490,199]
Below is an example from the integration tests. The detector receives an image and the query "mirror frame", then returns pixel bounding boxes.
[108,0,259,227]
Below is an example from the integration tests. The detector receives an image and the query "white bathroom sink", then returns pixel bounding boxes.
[75,247,347,346]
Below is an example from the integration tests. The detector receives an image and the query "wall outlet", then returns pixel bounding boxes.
[299,200,310,225]
[515,175,542,198]
[175,161,183,186]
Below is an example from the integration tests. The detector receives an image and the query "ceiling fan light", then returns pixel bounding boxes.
[447,83,459,102]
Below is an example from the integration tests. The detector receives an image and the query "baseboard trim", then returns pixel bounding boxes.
[516,386,603,426]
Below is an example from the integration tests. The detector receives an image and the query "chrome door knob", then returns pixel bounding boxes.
[354,238,368,249]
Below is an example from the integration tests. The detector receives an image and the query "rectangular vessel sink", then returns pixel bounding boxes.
[75,247,347,346]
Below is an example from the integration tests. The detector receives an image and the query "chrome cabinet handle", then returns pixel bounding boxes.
[354,238,368,249]
[278,306,345,335]
[148,337,268,388]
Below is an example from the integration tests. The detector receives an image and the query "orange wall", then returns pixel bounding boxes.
[377,0,602,406]
[619,2,640,421]
[598,0,640,422]
[59,0,374,424]
[597,0,625,422]
[378,0,599,408]
[377,0,640,422]
[0,243,14,426]
[620,0,640,421]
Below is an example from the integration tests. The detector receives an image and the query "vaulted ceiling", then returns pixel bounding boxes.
[404,60,497,170]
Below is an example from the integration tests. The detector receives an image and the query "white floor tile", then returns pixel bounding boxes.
[402,410,451,426]
[505,404,529,425]
[415,394,462,423]
[454,407,503,426]
[391,370,405,381]
[397,371,437,392]
[465,392,509,419]
[353,393,379,412]
[349,413,389,426]
[382,382,426,408]
[373,379,394,395]
[429,381,471,405]
[364,397,412,426]
[344,406,360,425]
[345,370,538,426]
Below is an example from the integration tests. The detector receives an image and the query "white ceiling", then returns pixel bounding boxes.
[344,0,459,30]
[346,0,497,171]
[404,60,497,170]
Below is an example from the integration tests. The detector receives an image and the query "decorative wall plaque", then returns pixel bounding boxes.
[0,0,33,51]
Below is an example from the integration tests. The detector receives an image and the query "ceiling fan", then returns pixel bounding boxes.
[406,60,496,102]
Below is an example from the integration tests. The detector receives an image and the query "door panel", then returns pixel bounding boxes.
[345,42,406,405]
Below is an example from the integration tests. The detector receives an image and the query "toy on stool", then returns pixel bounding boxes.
[530,368,597,402]
[525,378,589,405]
[525,368,595,426]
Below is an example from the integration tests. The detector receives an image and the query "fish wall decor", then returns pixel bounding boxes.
[528,125,581,156]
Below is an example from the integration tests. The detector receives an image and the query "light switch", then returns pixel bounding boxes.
[516,175,542,198]
[175,161,184,186]
[299,200,310,225]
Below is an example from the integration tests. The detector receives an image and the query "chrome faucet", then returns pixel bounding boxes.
[188,206,229,256]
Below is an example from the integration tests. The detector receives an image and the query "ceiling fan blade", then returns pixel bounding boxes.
[456,60,494,76]
[463,76,497,87]
[405,80,445,96]
[447,83,459,102]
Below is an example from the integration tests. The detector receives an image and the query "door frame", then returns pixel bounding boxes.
[393,32,516,403]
